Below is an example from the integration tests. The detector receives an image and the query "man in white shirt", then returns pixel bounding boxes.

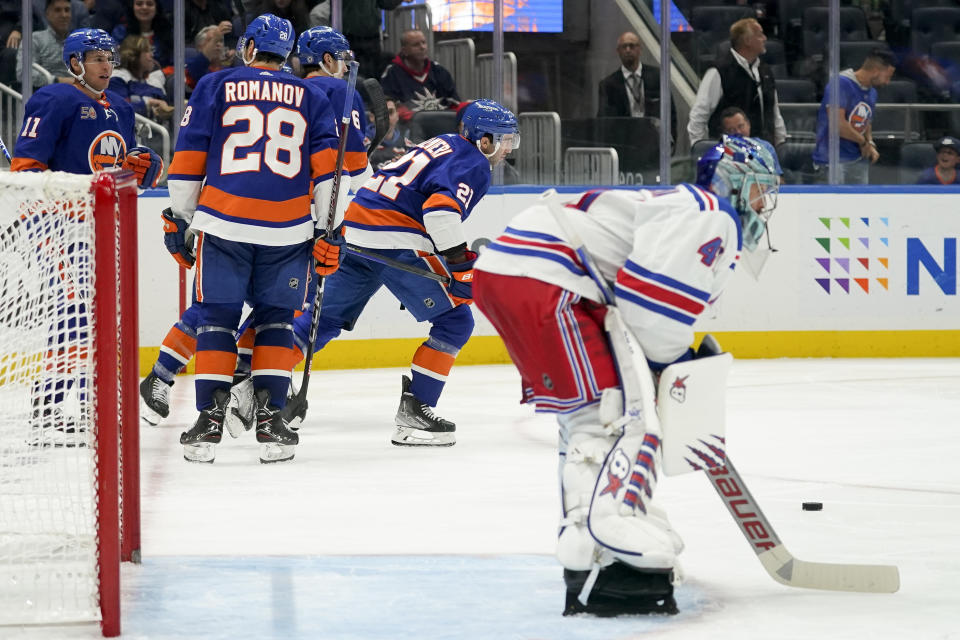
[687,17,786,149]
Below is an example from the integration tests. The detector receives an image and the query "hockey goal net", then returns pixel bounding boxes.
[0,170,140,637]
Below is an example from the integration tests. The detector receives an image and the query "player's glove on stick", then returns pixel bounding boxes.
[313,225,345,276]
[446,250,477,305]
[123,145,164,188]
[161,208,195,269]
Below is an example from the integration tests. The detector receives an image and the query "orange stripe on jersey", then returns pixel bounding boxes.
[344,150,368,173]
[423,193,462,215]
[310,147,338,178]
[252,345,295,370]
[236,326,256,351]
[412,345,456,376]
[163,326,197,360]
[11,157,47,172]
[419,253,449,278]
[198,185,311,224]
[346,203,427,233]
[169,150,208,176]
[196,349,238,377]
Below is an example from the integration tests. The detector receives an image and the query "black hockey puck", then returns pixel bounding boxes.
[802,502,823,511]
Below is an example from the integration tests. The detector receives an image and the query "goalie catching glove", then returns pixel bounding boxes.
[444,249,477,305]
[313,225,345,276]
[122,145,164,188]
[161,208,194,269]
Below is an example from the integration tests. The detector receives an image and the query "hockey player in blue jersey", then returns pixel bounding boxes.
[163,13,340,464]
[12,28,162,446]
[12,28,163,187]
[279,98,519,446]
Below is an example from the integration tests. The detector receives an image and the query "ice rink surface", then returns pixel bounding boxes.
[8,359,960,639]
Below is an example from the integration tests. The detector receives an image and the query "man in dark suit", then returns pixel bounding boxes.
[597,31,676,142]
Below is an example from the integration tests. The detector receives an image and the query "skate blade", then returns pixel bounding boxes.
[183,442,216,463]
[140,400,162,426]
[259,442,295,464]
[390,425,456,447]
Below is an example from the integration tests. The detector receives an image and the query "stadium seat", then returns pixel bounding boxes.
[407,110,459,144]
[802,6,869,59]
[891,0,959,30]
[899,141,937,183]
[910,7,960,56]
[776,78,818,103]
[780,104,819,142]
[931,40,960,68]
[690,5,754,72]
[778,141,817,184]
[837,41,893,71]
[873,80,919,140]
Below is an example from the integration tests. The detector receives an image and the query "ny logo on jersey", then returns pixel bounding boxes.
[87,131,127,171]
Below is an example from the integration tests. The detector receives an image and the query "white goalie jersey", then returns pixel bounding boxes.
[475,186,742,367]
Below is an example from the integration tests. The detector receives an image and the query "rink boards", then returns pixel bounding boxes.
[137,185,960,371]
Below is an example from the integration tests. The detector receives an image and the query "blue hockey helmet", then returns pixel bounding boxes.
[237,13,295,63]
[62,28,119,71]
[296,26,353,66]
[459,99,520,152]
[696,135,780,251]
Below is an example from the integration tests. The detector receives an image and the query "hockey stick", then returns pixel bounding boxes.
[360,78,389,153]
[546,195,900,594]
[345,243,450,284]
[297,59,360,403]
[0,133,12,163]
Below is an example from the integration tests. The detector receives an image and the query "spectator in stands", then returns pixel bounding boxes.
[917,136,960,185]
[110,34,173,121]
[184,0,234,46]
[185,23,234,89]
[688,17,785,150]
[110,0,174,68]
[596,31,676,142]
[16,0,74,87]
[380,28,460,123]
[719,106,782,176]
[368,96,413,170]
[250,0,309,37]
[90,0,128,35]
[812,48,896,185]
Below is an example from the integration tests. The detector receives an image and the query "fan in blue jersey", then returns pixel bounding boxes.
[163,13,340,464]
[12,28,163,187]
[278,98,518,446]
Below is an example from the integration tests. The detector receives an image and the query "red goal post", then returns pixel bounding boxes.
[0,169,140,637]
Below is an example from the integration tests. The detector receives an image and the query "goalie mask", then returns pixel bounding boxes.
[696,135,780,252]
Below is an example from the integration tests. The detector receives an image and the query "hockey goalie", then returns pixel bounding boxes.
[473,136,781,615]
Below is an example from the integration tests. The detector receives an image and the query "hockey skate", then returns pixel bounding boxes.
[28,405,87,448]
[254,389,299,464]
[140,371,171,426]
[391,375,455,447]
[223,376,255,438]
[180,388,229,463]
[563,562,678,617]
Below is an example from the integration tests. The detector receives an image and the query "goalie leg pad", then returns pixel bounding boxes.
[563,563,678,617]
[223,375,255,438]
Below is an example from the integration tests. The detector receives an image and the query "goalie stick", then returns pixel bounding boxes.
[0,133,11,163]
[546,193,900,594]
[360,78,390,153]
[297,59,360,404]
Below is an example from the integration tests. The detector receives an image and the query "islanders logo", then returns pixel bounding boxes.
[848,102,872,133]
[87,130,127,171]
[813,216,889,294]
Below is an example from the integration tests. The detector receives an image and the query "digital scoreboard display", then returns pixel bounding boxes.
[426,0,563,33]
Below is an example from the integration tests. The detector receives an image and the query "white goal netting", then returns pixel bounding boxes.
[0,171,111,625]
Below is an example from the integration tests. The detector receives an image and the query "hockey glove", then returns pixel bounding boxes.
[445,250,477,305]
[161,208,195,269]
[122,146,164,188]
[313,225,345,276]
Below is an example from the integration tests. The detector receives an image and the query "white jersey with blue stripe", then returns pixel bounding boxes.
[475,186,742,367]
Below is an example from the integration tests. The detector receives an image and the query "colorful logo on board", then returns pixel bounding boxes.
[813,217,889,294]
